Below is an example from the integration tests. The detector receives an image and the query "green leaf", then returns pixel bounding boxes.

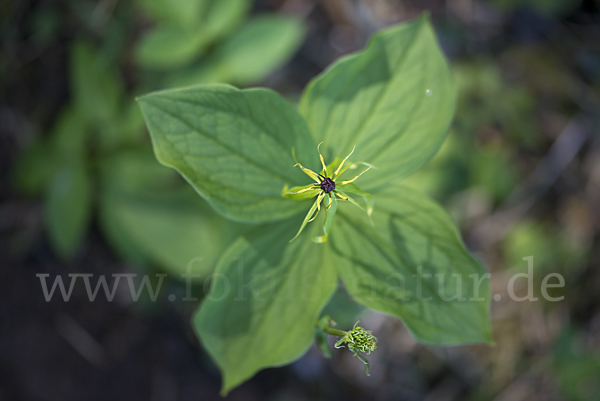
[137,84,318,223]
[45,160,93,259]
[134,25,211,70]
[135,0,207,28]
[194,219,338,395]
[99,149,247,276]
[212,15,306,85]
[202,0,250,41]
[330,184,491,344]
[70,41,123,125]
[299,15,456,191]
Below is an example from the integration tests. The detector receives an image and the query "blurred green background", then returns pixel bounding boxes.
[1,0,599,400]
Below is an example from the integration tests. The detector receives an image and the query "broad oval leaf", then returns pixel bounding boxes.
[330,184,492,345]
[299,15,456,191]
[195,219,338,395]
[137,84,318,223]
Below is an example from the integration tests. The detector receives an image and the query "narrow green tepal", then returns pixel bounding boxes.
[300,15,456,191]
[137,84,318,223]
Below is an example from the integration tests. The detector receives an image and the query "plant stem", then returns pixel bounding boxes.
[321,325,347,338]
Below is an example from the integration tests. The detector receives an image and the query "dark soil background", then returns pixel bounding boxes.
[1,0,600,400]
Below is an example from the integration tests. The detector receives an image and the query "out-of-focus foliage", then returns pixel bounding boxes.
[553,328,600,401]
[135,0,305,87]
[503,220,587,274]
[12,0,305,277]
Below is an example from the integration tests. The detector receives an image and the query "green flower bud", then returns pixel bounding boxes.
[334,322,378,355]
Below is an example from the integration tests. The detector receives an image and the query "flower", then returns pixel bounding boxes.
[334,321,378,355]
[283,143,372,242]
[319,320,378,375]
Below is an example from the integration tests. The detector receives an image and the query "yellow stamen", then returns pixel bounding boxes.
[340,166,372,185]
[335,161,375,180]
[333,145,356,179]
[292,148,321,183]
[317,142,328,176]
[316,192,324,212]
[285,187,316,195]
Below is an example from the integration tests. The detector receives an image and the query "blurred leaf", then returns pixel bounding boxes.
[167,60,221,87]
[331,184,492,344]
[41,107,92,259]
[195,219,337,395]
[401,132,464,198]
[553,328,600,401]
[135,0,207,28]
[99,148,177,193]
[300,16,456,191]
[13,139,56,196]
[52,106,90,157]
[70,41,123,125]
[212,14,306,85]
[503,220,588,274]
[14,106,88,196]
[98,100,146,151]
[134,25,211,70]
[99,149,248,276]
[203,0,250,41]
[118,100,146,143]
[99,191,150,265]
[470,144,517,203]
[101,188,245,277]
[45,161,93,259]
[137,84,318,223]
[503,220,553,272]
[454,60,541,148]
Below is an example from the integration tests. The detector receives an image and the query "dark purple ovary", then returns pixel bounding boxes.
[317,176,336,193]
